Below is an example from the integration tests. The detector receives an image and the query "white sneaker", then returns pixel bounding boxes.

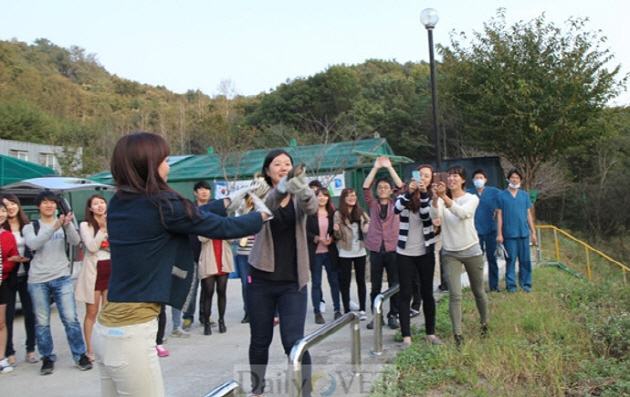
[359,311,367,321]
[349,300,360,311]
[0,358,14,374]
[171,327,190,338]
[319,301,326,314]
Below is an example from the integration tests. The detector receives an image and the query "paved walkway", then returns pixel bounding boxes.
[1,276,406,397]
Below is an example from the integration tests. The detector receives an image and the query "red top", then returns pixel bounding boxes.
[1,229,19,281]
[212,239,227,276]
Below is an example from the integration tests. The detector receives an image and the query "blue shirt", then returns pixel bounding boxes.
[466,186,500,235]
[497,189,532,238]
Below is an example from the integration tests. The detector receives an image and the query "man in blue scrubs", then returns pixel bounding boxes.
[496,168,537,292]
[467,169,501,292]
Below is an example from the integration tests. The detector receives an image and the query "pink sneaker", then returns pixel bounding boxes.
[156,345,169,357]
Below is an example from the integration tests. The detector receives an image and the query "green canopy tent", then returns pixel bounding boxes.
[0,154,56,186]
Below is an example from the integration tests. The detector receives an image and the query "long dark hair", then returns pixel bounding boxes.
[84,194,107,236]
[1,193,30,235]
[337,188,365,225]
[316,188,335,219]
[110,132,197,221]
[261,149,293,187]
[447,164,467,191]
[400,164,434,213]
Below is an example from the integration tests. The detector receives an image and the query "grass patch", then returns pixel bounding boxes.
[370,266,630,397]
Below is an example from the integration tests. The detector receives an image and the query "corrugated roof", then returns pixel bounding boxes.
[90,138,411,184]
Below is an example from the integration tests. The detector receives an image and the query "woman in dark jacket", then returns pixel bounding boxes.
[93,132,270,397]
[306,188,341,324]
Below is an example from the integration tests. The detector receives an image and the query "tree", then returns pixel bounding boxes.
[439,9,627,189]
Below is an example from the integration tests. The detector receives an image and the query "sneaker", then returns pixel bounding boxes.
[319,300,326,314]
[427,335,443,345]
[334,311,342,320]
[241,313,250,324]
[349,300,360,311]
[27,353,39,364]
[315,313,325,325]
[182,318,193,331]
[387,315,400,329]
[76,354,93,371]
[0,358,14,374]
[367,317,384,329]
[156,345,169,357]
[358,311,367,321]
[398,340,413,351]
[454,334,464,348]
[409,308,420,318]
[40,356,54,375]
[171,327,190,338]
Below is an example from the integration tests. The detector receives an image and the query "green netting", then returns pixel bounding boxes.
[0,155,56,186]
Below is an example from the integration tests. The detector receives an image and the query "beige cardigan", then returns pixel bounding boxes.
[75,222,110,304]
[333,210,370,251]
[198,237,234,278]
[248,188,318,290]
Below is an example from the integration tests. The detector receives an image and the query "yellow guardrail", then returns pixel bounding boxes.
[535,225,629,284]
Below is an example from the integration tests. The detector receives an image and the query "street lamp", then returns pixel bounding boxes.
[420,8,441,171]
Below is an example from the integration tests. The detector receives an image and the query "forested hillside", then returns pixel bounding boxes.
[0,38,438,176]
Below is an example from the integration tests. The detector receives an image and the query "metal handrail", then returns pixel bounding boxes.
[370,284,400,356]
[536,225,629,283]
[289,312,361,397]
[202,380,244,397]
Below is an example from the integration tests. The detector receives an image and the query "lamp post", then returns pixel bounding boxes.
[420,8,441,171]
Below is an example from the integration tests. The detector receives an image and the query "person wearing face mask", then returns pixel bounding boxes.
[466,170,502,292]
[495,168,537,293]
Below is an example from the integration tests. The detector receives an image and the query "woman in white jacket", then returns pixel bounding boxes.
[430,165,489,346]
[76,194,110,361]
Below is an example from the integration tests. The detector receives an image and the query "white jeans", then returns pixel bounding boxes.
[93,318,164,397]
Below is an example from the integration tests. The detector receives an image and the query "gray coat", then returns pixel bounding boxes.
[248,188,318,290]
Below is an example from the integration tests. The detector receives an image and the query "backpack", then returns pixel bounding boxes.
[32,220,80,275]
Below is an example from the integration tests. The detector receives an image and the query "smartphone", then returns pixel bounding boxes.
[434,172,448,183]
[412,170,421,181]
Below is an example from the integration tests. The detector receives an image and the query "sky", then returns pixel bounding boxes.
[1,0,628,104]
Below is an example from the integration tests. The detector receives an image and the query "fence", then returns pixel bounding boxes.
[536,225,629,284]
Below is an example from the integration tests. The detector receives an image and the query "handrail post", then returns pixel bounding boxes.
[553,229,561,262]
[289,312,361,397]
[585,246,592,281]
[371,284,400,356]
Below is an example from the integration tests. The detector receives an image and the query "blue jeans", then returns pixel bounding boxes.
[5,275,37,357]
[248,278,311,397]
[172,264,202,328]
[311,253,340,314]
[28,276,86,362]
[478,232,499,291]
[504,237,532,292]
[235,254,249,314]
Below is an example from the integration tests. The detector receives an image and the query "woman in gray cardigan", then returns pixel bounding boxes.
[247,149,318,397]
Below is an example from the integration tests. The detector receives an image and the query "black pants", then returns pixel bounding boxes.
[369,250,399,317]
[396,253,436,338]
[338,256,367,312]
